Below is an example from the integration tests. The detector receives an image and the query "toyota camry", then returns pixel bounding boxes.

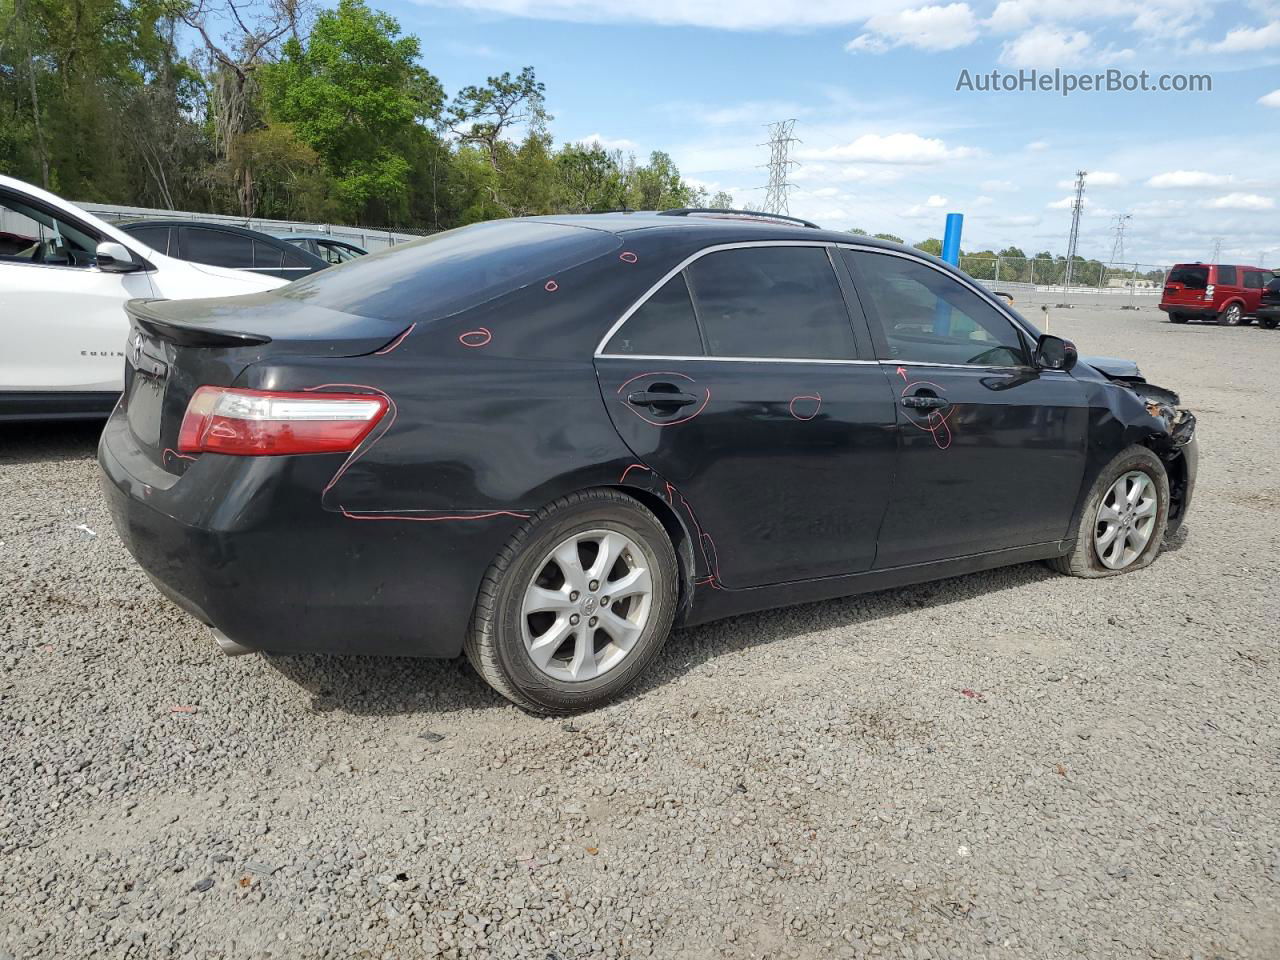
[99,210,1198,713]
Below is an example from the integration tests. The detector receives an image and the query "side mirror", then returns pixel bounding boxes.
[1034,333,1077,372]
[96,241,140,273]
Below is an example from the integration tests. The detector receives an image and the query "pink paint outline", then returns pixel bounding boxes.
[162,448,197,465]
[619,251,638,264]
[544,280,559,292]
[374,322,417,356]
[614,461,722,588]
[458,328,493,348]
[340,508,531,523]
[615,370,711,427]
[788,394,822,421]
[900,377,957,450]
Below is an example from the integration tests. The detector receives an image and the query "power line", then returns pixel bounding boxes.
[760,119,800,216]
[1064,170,1086,289]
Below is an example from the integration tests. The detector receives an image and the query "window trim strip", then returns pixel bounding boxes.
[594,239,1042,362]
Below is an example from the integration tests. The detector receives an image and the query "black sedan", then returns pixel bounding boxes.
[99,210,1198,713]
[120,220,328,281]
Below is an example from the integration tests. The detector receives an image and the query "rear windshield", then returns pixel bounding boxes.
[275,220,620,322]
[1167,265,1208,289]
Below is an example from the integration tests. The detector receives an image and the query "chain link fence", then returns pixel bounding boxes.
[958,255,1169,308]
[76,201,436,252]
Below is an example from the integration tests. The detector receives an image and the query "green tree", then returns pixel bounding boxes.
[262,0,442,223]
[873,232,903,243]
[914,237,942,256]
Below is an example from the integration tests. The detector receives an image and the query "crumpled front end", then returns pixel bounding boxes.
[1108,374,1198,532]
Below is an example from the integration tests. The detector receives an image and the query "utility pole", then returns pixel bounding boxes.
[1211,237,1223,262]
[760,119,799,216]
[1108,213,1131,266]
[1064,170,1086,291]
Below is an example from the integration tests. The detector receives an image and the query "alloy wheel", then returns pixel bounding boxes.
[520,528,653,682]
[1094,470,1158,570]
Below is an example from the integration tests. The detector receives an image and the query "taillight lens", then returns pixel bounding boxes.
[1204,284,1215,301]
[178,386,388,455]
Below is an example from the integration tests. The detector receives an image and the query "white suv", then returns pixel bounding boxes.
[0,175,286,421]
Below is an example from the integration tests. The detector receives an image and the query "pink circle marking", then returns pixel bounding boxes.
[458,328,492,348]
[545,280,559,292]
[619,251,638,264]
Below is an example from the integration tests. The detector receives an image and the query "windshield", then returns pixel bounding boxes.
[1167,265,1208,289]
[276,219,621,323]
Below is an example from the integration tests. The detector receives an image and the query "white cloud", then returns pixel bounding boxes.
[804,132,980,165]
[809,186,841,197]
[971,195,994,207]
[1207,192,1275,210]
[1055,171,1126,188]
[1207,21,1280,52]
[1000,26,1093,66]
[1259,88,1280,107]
[418,0,894,30]
[985,213,1042,227]
[791,162,906,185]
[577,133,637,151]
[925,194,948,207]
[1025,140,1049,152]
[1146,170,1236,188]
[981,178,1018,192]
[847,4,979,53]
[998,25,1133,67]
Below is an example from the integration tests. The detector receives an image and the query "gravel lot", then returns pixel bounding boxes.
[2,306,1278,960]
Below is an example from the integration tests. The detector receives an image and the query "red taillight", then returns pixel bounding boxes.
[177,386,388,456]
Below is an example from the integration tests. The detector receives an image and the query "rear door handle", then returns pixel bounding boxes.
[901,395,949,410]
[628,389,698,407]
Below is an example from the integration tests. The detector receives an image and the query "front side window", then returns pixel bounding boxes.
[685,246,858,359]
[604,272,703,356]
[844,250,1027,367]
[1244,270,1264,289]
[182,227,254,269]
[0,194,98,268]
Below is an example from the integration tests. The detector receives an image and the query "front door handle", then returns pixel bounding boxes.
[628,388,698,408]
[901,394,950,410]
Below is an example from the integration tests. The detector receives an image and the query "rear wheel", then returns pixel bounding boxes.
[1259,316,1278,330]
[1048,445,1169,578]
[1218,302,1244,326]
[465,489,678,714]
[1168,312,1188,324]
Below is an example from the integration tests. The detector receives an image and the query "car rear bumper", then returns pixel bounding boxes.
[1158,303,1215,317]
[97,409,510,658]
[1255,306,1280,319]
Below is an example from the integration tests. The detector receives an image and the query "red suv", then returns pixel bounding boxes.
[1160,263,1273,325]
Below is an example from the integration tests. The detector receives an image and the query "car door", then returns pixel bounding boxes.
[0,188,154,396]
[841,247,1089,568]
[594,242,899,589]
[1242,268,1266,314]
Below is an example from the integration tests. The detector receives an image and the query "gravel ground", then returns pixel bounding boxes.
[2,306,1278,960]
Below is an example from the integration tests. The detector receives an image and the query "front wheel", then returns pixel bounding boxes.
[1218,303,1244,326]
[1259,316,1278,330]
[465,489,678,714]
[1048,446,1170,578]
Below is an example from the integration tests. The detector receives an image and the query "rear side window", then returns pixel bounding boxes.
[844,250,1027,367]
[1244,270,1265,289]
[278,220,620,323]
[1217,265,1237,285]
[253,240,283,269]
[281,244,314,268]
[685,246,857,359]
[127,225,170,255]
[1167,266,1208,289]
[604,273,702,356]
[182,227,253,269]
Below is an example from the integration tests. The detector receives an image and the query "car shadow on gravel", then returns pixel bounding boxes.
[0,421,104,466]
[263,561,1062,717]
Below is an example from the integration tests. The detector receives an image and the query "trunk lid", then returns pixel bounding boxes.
[122,294,407,472]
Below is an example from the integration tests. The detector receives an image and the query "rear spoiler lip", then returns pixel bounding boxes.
[126,298,272,348]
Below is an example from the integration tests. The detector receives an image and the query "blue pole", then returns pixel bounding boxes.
[935,213,964,333]
[941,212,963,266]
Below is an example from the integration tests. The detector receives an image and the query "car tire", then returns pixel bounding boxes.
[1260,317,1278,330]
[1168,313,1188,324]
[1047,445,1170,578]
[465,489,678,714]
[1218,303,1244,326]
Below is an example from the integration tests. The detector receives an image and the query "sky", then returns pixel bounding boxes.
[373,0,1280,266]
